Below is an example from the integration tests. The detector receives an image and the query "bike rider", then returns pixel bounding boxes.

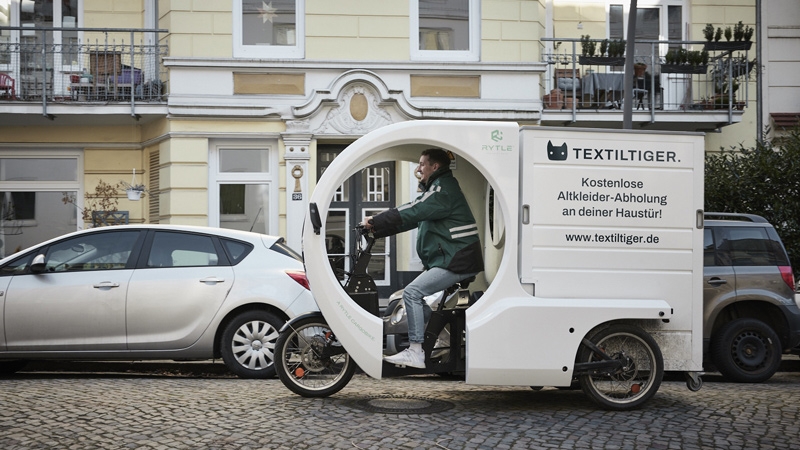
[362,148,483,368]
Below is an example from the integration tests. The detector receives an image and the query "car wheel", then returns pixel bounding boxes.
[0,360,28,375]
[221,310,283,379]
[711,318,782,383]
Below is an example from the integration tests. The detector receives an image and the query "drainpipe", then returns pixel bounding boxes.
[622,0,638,129]
[756,0,763,142]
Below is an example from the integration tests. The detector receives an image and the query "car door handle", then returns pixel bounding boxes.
[93,282,120,289]
[199,277,225,284]
[708,277,727,286]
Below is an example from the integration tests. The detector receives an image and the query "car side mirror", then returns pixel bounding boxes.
[30,254,46,274]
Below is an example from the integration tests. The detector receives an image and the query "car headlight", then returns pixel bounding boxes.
[390,303,405,325]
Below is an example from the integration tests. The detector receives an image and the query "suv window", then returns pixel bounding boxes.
[706,226,787,267]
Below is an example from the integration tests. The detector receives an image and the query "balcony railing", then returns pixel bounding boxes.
[0,27,168,111]
[541,38,754,121]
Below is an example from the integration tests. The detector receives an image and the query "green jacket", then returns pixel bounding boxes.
[371,168,484,274]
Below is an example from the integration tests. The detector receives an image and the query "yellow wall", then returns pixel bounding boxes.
[151,0,547,62]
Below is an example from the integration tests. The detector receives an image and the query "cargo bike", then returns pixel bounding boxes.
[275,121,706,410]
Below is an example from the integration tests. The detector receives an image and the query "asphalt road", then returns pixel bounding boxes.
[1,357,799,449]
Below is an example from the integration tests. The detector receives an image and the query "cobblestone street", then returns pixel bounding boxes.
[1,364,799,449]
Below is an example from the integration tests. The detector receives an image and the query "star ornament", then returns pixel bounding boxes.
[257,1,278,23]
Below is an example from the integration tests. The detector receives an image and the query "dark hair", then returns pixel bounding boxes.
[421,148,451,169]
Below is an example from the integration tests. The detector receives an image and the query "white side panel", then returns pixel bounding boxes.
[517,127,705,371]
[466,297,672,386]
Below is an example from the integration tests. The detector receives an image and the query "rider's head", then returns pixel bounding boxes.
[418,148,451,184]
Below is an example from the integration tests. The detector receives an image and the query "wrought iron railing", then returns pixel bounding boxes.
[0,27,168,110]
[541,38,755,121]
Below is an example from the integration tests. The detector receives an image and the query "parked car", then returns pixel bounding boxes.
[703,213,800,382]
[0,225,317,378]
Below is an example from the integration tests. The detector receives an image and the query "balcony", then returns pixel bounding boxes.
[0,26,167,125]
[540,38,755,132]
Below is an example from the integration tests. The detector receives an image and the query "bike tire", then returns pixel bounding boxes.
[577,324,664,411]
[275,316,356,398]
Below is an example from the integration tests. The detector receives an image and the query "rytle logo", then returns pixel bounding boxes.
[547,141,568,161]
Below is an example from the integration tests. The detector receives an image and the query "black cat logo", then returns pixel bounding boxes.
[547,141,568,161]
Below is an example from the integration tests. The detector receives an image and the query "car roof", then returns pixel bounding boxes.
[0,225,283,264]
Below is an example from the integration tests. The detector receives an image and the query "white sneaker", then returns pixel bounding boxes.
[383,348,425,369]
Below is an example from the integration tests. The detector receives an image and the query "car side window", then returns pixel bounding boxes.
[724,227,775,266]
[148,232,219,268]
[704,228,716,266]
[220,238,253,265]
[0,252,34,276]
[44,231,141,272]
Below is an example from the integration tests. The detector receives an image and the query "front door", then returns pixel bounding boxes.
[318,145,396,298]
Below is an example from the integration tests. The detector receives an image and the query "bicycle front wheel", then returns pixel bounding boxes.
[275,316,356,398]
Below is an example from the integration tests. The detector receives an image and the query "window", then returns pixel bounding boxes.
[148,232,219,268]
[608,2,684,64]
[221,238,253,264]
[45,231,141,272]
[411,0,479,61]
[0,153,81,259]
[234,0,305,58]
[210,143,278,234]
[725,227,776,267]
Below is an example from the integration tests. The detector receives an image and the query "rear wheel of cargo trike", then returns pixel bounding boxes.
[275,316,356,397]
[577,324,664,411]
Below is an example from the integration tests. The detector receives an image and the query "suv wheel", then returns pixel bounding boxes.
[221,310,282,379]
[711,318,782,383]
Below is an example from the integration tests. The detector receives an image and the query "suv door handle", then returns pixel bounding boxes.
[93,282,120,289]
[708,277,727,286]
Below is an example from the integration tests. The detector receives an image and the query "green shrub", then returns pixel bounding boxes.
[705,128,800,277]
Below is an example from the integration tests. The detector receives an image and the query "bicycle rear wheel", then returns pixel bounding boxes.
[578,324,664,410]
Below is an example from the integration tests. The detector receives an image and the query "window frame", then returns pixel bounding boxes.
[410,0,480,62]
[233,0,305,59]
[209,141,279,235]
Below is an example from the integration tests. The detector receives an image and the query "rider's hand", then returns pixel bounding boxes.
[362,216,374,231]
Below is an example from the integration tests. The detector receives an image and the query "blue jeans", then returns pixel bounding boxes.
[403,267,478,343]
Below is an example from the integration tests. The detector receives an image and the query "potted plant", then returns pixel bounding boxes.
[633,62,647,78]
[703,24,715,43]
[662,49,708,74]
[579,37,625,65]
[704,22,753,51]
[121,169,147,201]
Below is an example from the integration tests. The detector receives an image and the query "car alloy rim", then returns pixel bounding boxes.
[232,320,279,370]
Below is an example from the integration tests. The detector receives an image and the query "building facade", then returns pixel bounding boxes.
[1,0,794,295]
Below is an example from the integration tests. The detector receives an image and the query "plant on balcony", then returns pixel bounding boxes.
[704,22,753,51]
[704,24,716,42]
[662,49,709,74]
[707,55,754,110]
[579,37,625,65]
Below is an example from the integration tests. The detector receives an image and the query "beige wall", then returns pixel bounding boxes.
[153,0,546,62]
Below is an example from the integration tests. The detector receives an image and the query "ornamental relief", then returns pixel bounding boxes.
[314,84,393,135]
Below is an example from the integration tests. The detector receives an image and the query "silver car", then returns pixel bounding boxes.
[0,225,317,378]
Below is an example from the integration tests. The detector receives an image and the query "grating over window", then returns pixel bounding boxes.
[148,150,160,224]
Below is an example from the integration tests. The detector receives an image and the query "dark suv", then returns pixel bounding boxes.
[704,212,800,382]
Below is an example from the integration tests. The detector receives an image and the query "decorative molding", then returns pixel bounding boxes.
[313,83,393,135]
